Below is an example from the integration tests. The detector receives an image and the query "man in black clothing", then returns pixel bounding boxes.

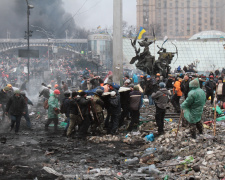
[181,75,190,99]
[152,82,170,135]
[5,90,26,134]
[77,92,91,137]
[67,92,82,137]
[205,75,216,104]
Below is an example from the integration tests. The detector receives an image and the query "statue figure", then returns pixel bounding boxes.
[130,37,177,78]
[154,46,175,77]
[130,37,155,75]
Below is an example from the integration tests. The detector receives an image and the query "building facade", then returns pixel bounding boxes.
[137,0,225,39]
[88,34,112,70]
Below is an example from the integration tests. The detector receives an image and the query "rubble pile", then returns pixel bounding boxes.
[0,100,225,179]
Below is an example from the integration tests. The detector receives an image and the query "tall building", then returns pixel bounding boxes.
[137,0,225,39]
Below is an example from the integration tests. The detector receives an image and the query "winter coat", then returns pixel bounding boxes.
[91,95,104,113]
[23,96,33,112]
[166,79,174,89]
[129,91,142,110]
[77,97,91,116]
[48,94,59,119]
[140,79,146,90]
[119,88,131,105]
[205,80,216,93]
[109,94,121,115]
[6,95,26,116]
[173,80,182,96]
[145,79,153,95]
[70,97,79,115]
[152,78,159,93]
[181,78,206,124]
[39,88,50,99]
[181,79,190,95]
[0,89,10,105]
[62,97,70,117]
[152,88,171,109]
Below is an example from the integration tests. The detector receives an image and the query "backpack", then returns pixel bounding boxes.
[43,99,49,109]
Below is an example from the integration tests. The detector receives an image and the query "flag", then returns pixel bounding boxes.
[137,27,146,39]
[97,25,101,29]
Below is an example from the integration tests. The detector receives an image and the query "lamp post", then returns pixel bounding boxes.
[25,0,34,81]
[35,29,52,70]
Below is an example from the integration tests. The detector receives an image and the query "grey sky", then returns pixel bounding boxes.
[63,0,136,30]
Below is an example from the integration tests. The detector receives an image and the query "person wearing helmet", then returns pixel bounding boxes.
[171,77,183,113]
[181,78,206,139]
[77,91,91,138]
[67,91,82,137]
[39,85,51,100]
[61,91,71,136]
[139,75,146,90]
[152,82,171,136]
[21,91,33,129]
[45,89,60,132]
[0,86,11,121]
[91,89,105,134]
[5,90,26,134]
[205,75,216,104]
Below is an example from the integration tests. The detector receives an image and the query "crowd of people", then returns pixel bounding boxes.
[0,63,224,140]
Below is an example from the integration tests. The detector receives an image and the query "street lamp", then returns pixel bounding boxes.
[25,0,34,81]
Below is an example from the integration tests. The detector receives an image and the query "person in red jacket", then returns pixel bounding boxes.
[171,77,182,113]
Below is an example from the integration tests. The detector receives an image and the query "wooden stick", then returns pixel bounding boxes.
[175,110,183,139]
[213,86,218,136]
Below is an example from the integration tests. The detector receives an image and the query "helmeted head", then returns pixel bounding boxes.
[47,84,52,89]
[54,89,60,98]
[3,86,10,92]
[110,91,116,97]
[218,77,223,83]
[7,84,12,89]
[79,91,87,97]
[54,84,59,89]
[147,75,151,80]
[14,89,21,97]
[159,82,166,88]
[64,91,70,97]
[94,89,103,96]
[209,75,214,80]
[72,92,78,98]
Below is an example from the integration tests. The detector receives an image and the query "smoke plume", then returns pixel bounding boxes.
[0,0,82,39]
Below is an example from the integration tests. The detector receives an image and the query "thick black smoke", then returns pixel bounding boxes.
[0,0,85,39]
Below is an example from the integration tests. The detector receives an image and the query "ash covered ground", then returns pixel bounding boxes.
[0,98,225,180]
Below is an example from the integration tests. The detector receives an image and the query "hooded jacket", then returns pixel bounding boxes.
[152,88,171,109]
[181,78,206,123]
[48,93,59,119]
[129,91,142,110]
[6,95,26,116]
[77,96,91,116]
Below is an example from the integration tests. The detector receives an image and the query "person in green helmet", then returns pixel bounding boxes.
[181,78,206,139]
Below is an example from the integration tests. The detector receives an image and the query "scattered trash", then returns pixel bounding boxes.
[144,133,154,142]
